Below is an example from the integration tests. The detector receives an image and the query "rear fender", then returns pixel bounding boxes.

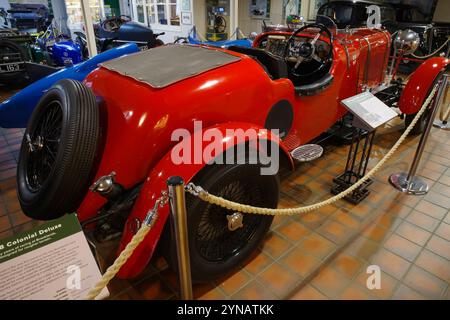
[116,121,293,278]
[398,57,449,115]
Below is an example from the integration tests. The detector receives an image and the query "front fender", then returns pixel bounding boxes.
[116,121,293,278]
[398,57,449,115]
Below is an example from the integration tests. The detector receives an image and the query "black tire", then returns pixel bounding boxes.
[0,39,28,85]
[162,161,279,283]
[405,111,429,135]
[17,79,99,220]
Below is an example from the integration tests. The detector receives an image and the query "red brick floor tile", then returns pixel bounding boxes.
[414,200,448,220]
[415,249,450,283]
[425,235,450,260]
[435,221,450,241]
[332,209,361,229]
[196,287,227,300]
[290,284,328,300]
[386,203,413,219]
[132,276,175,300]
[406,210,440,232]
[391,284,427,300]
[0,215,11,232]
[193,283,224,300]
[383,233,422,262]
[355,270,398,299]
[439,175,450,187]
[347,236,381,262]
[257,262,300,297]
[0,202,6,217]
[0,228,13,239]
[0,167,16,181]
[375,210,403,231]
[11,219,43,233]
[317,219,351,244]
[279,247,321,278]
[242,249,274,276]
[311,266,351,298]
[339,283,374,300]
[432,182,450,199]
[231,280,277,300]
[8,210,31,227]
[331,253,363,279]
[445,212,450,225]
[215,270,251,296]
[0,177,16,191]
[296,233,336,260]
[403,266,448,299]
[369,248,411,280]
[424,191,450,210]
[362,224,391,243]
[395,220,432,246]
[259,232,292,260]
[295,211,329,229]
[350,203,375,219]
[395,194,422,209]
[420,168,442,181]
[275,220,310,242]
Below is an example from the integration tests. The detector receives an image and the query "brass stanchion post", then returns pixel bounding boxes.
[389,74,449,194]
[167,176,193,300]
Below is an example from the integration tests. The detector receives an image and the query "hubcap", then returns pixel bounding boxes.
[226,212,244,231]
[194,180,264,262]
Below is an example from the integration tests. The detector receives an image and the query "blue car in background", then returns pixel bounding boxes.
[0,43,139,128]
[175,26,253,48]
[8,3,50,32]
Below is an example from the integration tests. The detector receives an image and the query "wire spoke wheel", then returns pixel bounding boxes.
[162,159,280,283]
[25,100,62,192]
[195,179,265,262]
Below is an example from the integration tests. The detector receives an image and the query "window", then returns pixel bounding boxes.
[139,0,180,27]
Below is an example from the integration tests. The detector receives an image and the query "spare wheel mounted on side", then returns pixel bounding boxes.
[17,79,100,220]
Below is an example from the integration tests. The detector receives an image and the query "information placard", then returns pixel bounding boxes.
[341,91,398,131]
[0,214,109,300]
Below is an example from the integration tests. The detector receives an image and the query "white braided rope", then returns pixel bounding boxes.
[188,85,439,216]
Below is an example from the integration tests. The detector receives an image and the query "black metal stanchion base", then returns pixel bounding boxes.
[331,172,373,204]
[331,128,376,205]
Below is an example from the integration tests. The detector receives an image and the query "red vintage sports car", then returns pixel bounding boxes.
[17,22,448,281]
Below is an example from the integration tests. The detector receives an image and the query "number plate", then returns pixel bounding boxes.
[0,62,22,73]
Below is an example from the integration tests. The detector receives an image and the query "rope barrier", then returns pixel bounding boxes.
[85,210,159,300]
[186,85,439,216]
[84,84,438,300]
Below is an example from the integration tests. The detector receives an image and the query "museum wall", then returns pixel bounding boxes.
[238,0,283,35]
[433,0,450,22]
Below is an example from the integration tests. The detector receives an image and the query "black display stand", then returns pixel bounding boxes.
[331,128,375,204]
[331,91,397,204]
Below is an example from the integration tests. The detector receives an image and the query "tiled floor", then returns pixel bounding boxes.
[0,87,449,300]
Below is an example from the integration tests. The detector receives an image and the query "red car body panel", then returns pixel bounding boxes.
[398,57,449,114]
[115,123,291,278]
[78,28,404,278]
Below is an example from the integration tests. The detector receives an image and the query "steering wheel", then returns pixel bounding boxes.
[284,23,333,78]
[101,17,124,32]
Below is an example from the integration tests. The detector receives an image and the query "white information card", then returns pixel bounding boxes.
[0,214,109,300]
[341,91,398,131]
